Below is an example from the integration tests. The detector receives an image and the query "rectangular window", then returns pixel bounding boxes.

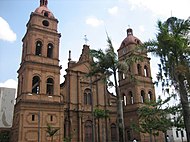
[50,115,53,121]
[32,114,35,121]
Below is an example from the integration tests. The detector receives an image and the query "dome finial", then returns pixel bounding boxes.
[68,50,71,62]
[127,28,133,36]
[84,35,89,45]
[40,0,48,7]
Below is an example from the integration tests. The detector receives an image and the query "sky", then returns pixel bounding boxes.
[0,0,190,101]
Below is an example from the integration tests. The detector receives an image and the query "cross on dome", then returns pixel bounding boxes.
[84,35,89,45]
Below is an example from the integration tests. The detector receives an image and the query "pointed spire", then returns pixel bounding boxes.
[40,0,48,7]
[78,45,92,62]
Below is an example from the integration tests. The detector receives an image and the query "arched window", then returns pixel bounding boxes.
[44,11,49,17]
[122,73,126,80]
[35,41,42,56]
[137,64,142,75]
[148,91,153,101]
[84,120,92,142]
[129,91,134,104]
[32,76,40,94]
[144,65,149,77]
[141,90,145,103]
[111,123,117,142]
[84,89,92,105]
[47,43,53,58]
[123,94,127,106]
[46,78,54,95]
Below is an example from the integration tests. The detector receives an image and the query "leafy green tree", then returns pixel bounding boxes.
[46,124,60,142]
[89,35,141,142]
[132,95,182,142]
[143,16,190,141]
[93,108,109,119]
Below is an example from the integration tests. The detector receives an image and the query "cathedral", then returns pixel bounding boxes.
[10,0,164,142]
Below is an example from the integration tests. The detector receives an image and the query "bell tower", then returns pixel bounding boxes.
[118,28,156,141]
[11,1,64,142]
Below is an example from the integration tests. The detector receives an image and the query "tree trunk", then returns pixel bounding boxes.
[113,70,125,142]
[178,75,190,142]
[153,134,156,142]
[51,136,53,142]
[150,129,153,142]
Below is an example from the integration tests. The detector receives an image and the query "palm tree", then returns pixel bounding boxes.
[89,35,141,142]
[46,124,60,142]
[143,17,190,141]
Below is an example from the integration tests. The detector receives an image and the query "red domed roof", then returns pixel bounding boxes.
[119,28,142,49]
[34,0,54,18]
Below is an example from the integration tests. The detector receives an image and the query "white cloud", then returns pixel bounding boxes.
[85,17,104,27]
[0,17,17,42]
[108,6,119,15]
[127,0,190,19]
[0,79,17,89]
